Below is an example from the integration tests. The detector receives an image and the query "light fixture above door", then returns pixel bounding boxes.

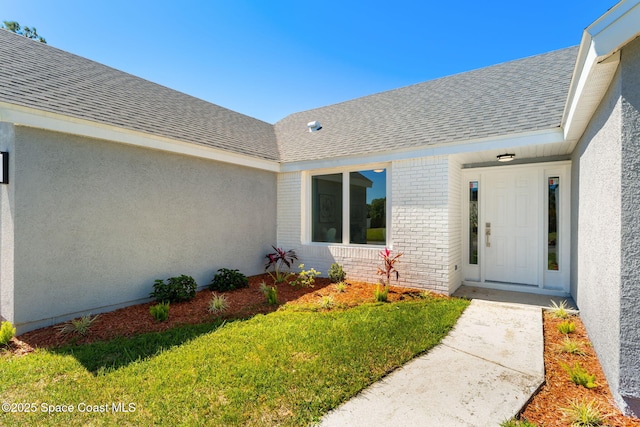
[497,153,515,162]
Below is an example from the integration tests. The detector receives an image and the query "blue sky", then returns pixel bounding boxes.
[1,1,613,123]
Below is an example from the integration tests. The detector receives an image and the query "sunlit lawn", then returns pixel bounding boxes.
[0,297,468,426]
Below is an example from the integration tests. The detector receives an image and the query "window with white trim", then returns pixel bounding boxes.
[311,168,387,245]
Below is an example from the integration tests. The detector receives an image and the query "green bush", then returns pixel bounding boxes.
[209,268,248,292]
[0,320,16,346]
[558,320,576,334]
[328,263,346,283]
[150,275,197,303]
[150,302,170,322]
[292,264,320,288]
[374,284,389,302]
[260,282,278,305]
[564,362,597,389]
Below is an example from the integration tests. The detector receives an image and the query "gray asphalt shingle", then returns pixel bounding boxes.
[0,29,578,165]
[274,46,578,163]
[0,29,279,161]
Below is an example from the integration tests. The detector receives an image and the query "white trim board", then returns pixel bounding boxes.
[0,102,281,173]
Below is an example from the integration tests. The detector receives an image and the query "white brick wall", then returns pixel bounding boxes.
[276,157,461,293]
[391,156,451,292]
[448,156,462,293]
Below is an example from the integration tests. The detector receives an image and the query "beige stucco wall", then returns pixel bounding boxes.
[8,125,276,333]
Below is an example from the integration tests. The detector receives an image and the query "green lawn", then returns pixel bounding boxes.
[0,298,468,426]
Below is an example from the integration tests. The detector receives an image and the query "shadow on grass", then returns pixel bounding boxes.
[51,318,242,375]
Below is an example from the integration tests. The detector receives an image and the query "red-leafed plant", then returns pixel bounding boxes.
[375,248,403,301]
[265,246,298,283]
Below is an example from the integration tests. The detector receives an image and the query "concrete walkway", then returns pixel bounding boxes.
[319,299,545,427]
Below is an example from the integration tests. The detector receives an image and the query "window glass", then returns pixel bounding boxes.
[548,177,559,270]
[469,181,478,264]
[312,174,343,243]
[350,170,386,245]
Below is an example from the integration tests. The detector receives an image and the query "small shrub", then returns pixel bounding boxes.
[56,314,99,336]
[150,275,197,303]
[209,268,248,292]
[264,246,297,283]
[500,418,539,427]
[0,321,16,346]
[209,293,229,314]
[328,263,346,283]
[319,295,335,309]
[374,284,389,302]
[561,398,606,426]
[335,281,347,293]
[557,337,587,356]
[549,300,571,319]
[260,281,278,305]
[564,362,597,389]
[376,247,403,287]
[292,264,320,288]
[149,302,170,322]
[558,320,576,334]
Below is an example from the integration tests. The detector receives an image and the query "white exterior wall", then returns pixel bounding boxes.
[7,126,277,333]
[448,156,463,293]
[277,156,458,292]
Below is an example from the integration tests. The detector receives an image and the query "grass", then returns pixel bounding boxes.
[557,336,587,356]
[0,297,468,426]
[366,228,385,242]
[549,300,570,319]
[558,320,576,334]
[561,399,607,426]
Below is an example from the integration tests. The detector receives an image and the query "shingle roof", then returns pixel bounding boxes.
[0,29,279,161]
[274,46,579,163]
[0,29,578,165]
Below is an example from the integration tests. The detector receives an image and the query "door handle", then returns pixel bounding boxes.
[486,223,491,247]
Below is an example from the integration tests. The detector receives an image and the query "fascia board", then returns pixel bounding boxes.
[279,128,564,172]
[0,102,281,173]
[561,1,637,143]
[587,0,640,56]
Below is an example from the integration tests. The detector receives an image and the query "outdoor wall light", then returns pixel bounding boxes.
[0,152,7,184]
[497,153,515,162]
[307,121,322,132]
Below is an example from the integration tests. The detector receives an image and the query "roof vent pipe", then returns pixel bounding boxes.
[307,121,322,132]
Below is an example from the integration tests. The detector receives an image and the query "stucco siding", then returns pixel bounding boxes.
[11,126,276,333]
[619,36,640,411]
[571,64,622,409]
[0,123,15,323]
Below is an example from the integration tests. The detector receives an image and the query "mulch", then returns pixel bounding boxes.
[4,276,640,426]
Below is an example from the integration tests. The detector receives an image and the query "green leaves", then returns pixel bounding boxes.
[150,275,197,303]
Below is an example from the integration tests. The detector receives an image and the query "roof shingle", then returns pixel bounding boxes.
[274,46,579,163]
[0,29,279,161]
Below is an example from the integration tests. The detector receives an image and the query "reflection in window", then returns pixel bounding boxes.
[312,174,343,243]
[548,177,559,270]
[350,170,386,245]
[311,169,387,245]
[469,181,478,264]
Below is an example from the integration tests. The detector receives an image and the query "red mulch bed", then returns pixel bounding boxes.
[520,312,640,426]
[4,277,640,426]
[6,274,424,354]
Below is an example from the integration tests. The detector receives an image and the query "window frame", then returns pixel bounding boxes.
[305,165,391,247]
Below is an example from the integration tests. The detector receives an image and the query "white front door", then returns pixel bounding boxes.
[484,170,538,286]
[461,162,571,294]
